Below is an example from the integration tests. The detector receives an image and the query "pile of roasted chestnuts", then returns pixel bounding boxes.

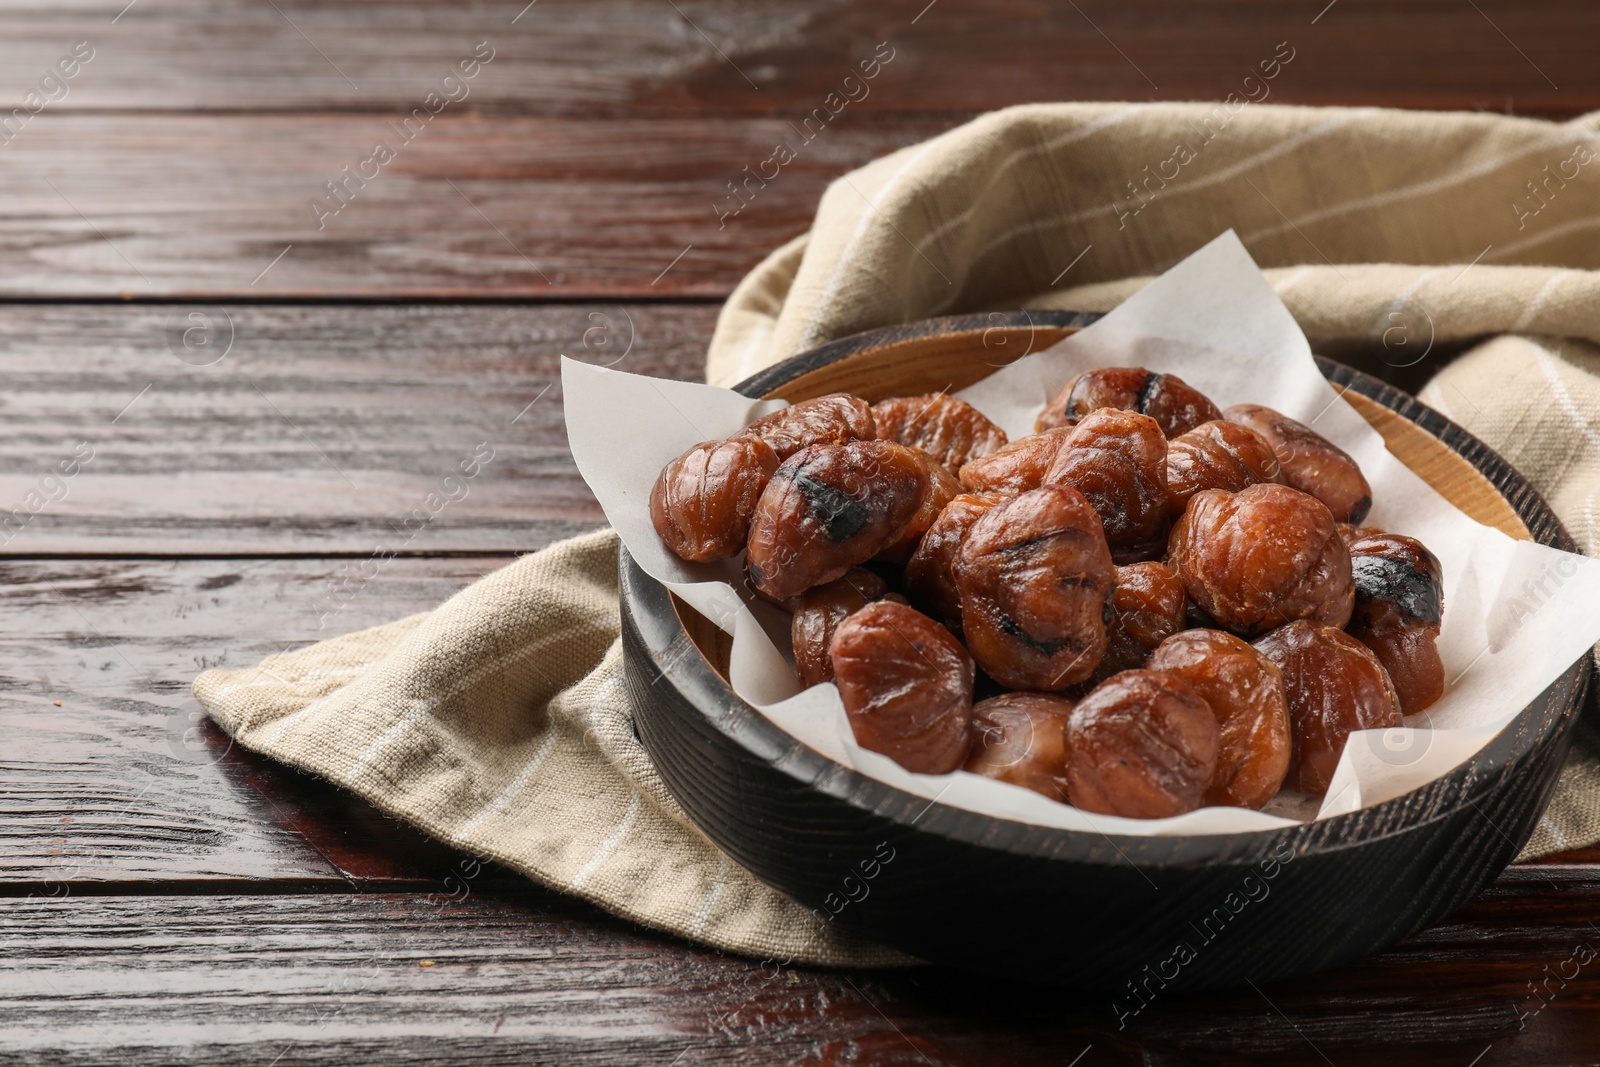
[650,367,1445,818]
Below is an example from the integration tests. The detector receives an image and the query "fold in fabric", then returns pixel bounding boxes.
[196,529,913,967]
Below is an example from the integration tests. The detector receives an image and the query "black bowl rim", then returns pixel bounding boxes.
[619,310,1589,869]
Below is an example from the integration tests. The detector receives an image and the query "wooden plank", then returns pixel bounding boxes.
[1126,865,1600,1061]
[0,891,1125,1067]
[1,2,1596,302]
[0,114,947,299]
[0,0,1594,118]
[5,872,1600,1065]
[0,556,519,887]
[0,303,713,555]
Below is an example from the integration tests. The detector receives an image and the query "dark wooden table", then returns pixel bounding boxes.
[5,3,1600,1063]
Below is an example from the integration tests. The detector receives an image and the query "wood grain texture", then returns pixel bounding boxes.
[0,892,1127,1067]
[5,872,1600,1066]
[6,0,1600,1059]
[0,303,709,554]
[1,1,1595,301]
[0,556,517,888]
[742,317,1093,405]
[0,114,944,298]
[0,0,1595,118]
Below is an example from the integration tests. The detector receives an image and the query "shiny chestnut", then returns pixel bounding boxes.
[1169,483,1354,636]
[830,600,975,774]
[1038,366,1221,437]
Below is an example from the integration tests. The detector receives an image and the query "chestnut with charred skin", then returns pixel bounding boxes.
[873,393,1008,471]
[647,368,1439,819]
[1037,366,1221,438]
[651,436,781,562]
[955,486,1116,690]
[1224,403,1372,524]
[1347,532,1445,715]
[1064,669,1220,818]
[829,600,975,774]
[1044,408,1170,561]
[1169,483,1354,636]
[1147,629,1291,809]
[963,692,1075,801]
[1255,620,1402,794]
[746,441,929,600]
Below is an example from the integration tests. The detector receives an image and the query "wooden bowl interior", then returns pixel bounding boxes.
[674,325,1531,676]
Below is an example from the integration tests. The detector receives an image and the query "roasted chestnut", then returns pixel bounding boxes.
[873,393,1008,470]
[1255,620,1402,794]
[1165,419,1283,514]
[878,451,963,564]
[958,426,1076,495]
[830,600,975,774]
[1037,366,1221,437]
[1095,561,1187,681]
[1064,669,1219,819]
[746,441,929,600]
[651,436,780,562]
[1224,403,1372,524]
[741,393,875,459]
[1169,483,1354,636]
[1347,533,1445,715]
[1043,408,1169,560]
[791,568,890,688]
[1147,629,1291,809]
[657,371,1431,814]
[963,692,1075,801]
[1337,522,1384,549]
[956,486,1116,690]
[903,491,1007,629]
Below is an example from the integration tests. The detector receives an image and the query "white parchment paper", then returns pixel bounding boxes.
[564,231,1600,836]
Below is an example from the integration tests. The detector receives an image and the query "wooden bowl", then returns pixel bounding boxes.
[619,311,1590,990]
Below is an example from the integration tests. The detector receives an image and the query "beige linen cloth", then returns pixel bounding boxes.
[197,103,1600,965]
